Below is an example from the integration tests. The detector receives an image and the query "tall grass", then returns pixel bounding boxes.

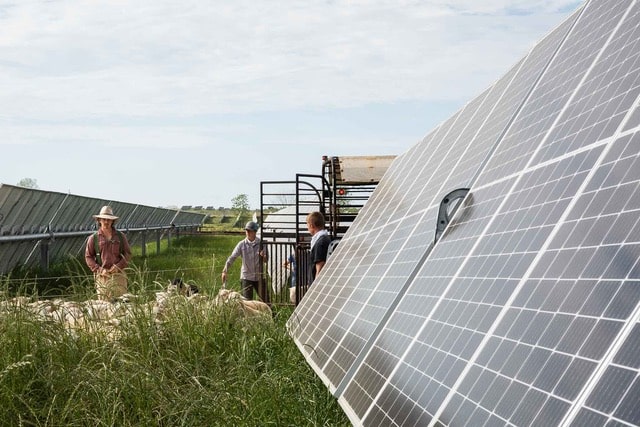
[0,234,349,426]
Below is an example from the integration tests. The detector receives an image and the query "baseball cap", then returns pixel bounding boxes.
[244,221,259,231]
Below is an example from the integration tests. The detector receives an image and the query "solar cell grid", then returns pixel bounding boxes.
[387,87,493,217]
[341,177,516,419]
[297,222,394,316]
[546,131,640,426]
[351,5,638,426]
[289,39,553,376]
[347,153,406,232]
[452,11,581,189]
[287,1,640,425]
[291,88,502,387]
[374,124,636,427]
[347,148,418,234]
[458,126,637,426]
[288,114,466,364]
[320,216,438,386]
[534,2,640,164]
[362,116,462,232]
[478,0,623,186]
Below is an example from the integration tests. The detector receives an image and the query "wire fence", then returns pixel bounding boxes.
[1,265,214,285]
[1,238,302,306]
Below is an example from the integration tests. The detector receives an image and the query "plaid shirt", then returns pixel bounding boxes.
[85,228,131,273]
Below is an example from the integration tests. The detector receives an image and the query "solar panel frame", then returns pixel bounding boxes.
[289,0,588,404]
[286,1,640,426]
[288,118,465,387]
[294,0,584,400]
[339,2,640,425]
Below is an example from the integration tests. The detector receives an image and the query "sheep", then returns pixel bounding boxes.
[214,288,272,318]
[0,278,270,339]
[167,278,199,297]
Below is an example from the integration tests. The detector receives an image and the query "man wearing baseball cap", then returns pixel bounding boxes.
[221,221,269,302]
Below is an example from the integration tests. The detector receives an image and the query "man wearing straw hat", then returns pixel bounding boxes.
[85,206,132,301]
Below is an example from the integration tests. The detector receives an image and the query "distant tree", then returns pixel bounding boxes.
[231,194,250,211]
[17,178,39,189]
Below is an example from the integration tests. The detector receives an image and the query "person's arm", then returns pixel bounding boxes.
[85,234,101,273]
[314,236,331,276]
[315,260,326,276]
[222,241,242,281]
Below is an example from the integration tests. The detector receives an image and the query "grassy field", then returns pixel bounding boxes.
[0,234,350,426]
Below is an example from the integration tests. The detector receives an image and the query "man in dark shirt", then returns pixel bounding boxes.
[306,211,331,285]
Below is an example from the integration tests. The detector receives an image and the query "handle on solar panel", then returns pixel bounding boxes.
[435,188,470,243]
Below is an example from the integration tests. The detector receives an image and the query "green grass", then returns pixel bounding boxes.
[4,234,250,299]
[130,234,240,294]
[0,235,350,427]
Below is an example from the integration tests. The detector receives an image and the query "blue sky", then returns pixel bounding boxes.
[0,0,583,209]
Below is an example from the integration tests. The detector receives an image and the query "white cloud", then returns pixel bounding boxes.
[0,122,212,148]
[0,0,584,208]
[0,1,583,119]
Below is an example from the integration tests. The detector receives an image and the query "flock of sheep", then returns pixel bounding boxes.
[0,281,273,340]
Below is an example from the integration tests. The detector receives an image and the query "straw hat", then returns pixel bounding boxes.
[93,205,119,221]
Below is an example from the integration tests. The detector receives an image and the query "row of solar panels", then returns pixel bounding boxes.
[0,184,207,274]
[289,1,640,426]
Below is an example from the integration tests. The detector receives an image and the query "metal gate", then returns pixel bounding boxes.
[259,155,394,305]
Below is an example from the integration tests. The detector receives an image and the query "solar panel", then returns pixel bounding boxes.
[288,110,467,380]
[288,0,582,393]
[0,184,207,274]
[288,0,640,425]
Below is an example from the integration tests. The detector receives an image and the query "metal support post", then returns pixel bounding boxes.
[141,230,147,257]
[39,240,50,272]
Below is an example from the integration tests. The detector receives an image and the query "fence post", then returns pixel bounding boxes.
[40,240,50,272]
[141,230,147,257]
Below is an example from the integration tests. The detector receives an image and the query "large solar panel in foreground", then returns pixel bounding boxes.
[288,1,640,425]
[288,4,581,391]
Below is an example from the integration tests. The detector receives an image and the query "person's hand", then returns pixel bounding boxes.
[221,271,227,282]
